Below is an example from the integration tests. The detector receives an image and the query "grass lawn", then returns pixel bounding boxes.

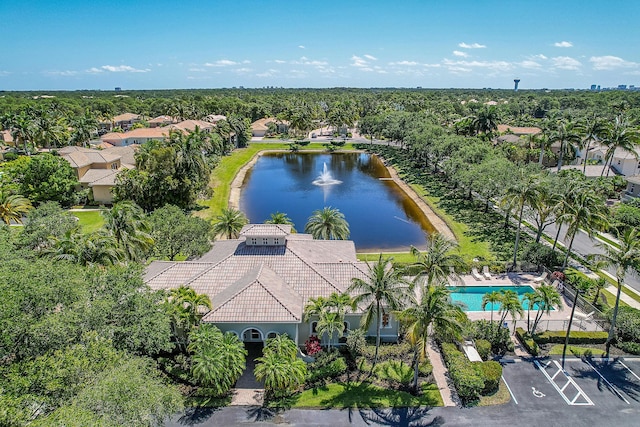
[477,379,511,406]
[196,143,357,221]
[71,210,105,233]
[292,382,443,409]
[548,344,607,358]
[357,252,417,264]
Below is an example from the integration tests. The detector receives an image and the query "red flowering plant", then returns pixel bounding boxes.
[551,271,565,282]
[304,335,322,356]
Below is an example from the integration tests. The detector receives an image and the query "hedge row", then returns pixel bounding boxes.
[306,352,347,384]
[515,328,539,356]
[535,330,608,345]
[440,342,502,404]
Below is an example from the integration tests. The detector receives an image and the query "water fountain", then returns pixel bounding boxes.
[312,162,342,186]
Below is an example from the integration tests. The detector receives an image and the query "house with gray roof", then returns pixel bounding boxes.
[144,224,401,346]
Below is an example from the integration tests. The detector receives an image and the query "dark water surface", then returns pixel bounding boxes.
[239,152,435,252]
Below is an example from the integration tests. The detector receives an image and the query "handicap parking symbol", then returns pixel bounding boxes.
[532,387,546,398]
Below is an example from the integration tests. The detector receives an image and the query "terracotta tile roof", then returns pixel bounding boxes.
[60,147,121,168]
[145,225,369,323]
[148,115,176,124]
[78,169,121,186]
[1,130,14,143]
[251,117,288,131]
[240,224,291,237]
[170,120,214,132]
[204,265,302,323]
[497,125,542,135]
[204,114,227,123]
[112,113,140,122]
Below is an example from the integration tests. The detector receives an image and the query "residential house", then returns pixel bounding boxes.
[98,113,141,133]
[609,147,640,176]
[100,119,216,147]
[204,114,227,124]
[623,175,640,200]
[148,115,177,128]
[0,130,14,146]
[144,224,401,346]
[59,145,137,204]
[251,117,288,137]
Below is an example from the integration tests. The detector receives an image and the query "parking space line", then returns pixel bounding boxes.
[501,375,518,405]
[584,360,630,405]
[534,360,594,406]
[618,360,640,383]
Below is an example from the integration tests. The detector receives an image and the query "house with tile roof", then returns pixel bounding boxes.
[59,145,137,204]
[251,117,289,137]
[101,120,216,146]
[144,224,401,346]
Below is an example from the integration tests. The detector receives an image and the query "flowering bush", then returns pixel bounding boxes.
[305,335,322,356]
[551,271,566,281]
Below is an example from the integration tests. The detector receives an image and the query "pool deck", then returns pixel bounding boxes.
[452,273,593,326]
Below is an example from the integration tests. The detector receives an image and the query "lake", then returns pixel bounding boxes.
[239,152,435,252]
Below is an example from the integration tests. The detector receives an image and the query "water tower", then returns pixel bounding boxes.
[514,79,520,91]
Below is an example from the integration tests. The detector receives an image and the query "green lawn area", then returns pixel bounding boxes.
[548,344,607,358]
[357,252,417,264]
[477,379,512,406]
[292,382,443,409]
[196,143,357,221]
[71,210,105,233]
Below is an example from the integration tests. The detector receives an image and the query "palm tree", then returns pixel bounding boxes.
[529,284,562,334]
[531,181,562,243]
[549,120,581,172]
[304,207,350,240]
[0,191,32,224]
[348,254,410,369]
[501,169,541,266]
[316,311,345,351]
[396,284,466,393]
[102,201,154,261]
[481,291,501,323]
[264,211,296,231]
[303,296,329,322]
[560,190,609,269]
[523,291,539,333]
[590,229,640,356]
[188,324,246,396]
[49,229,123,266]
[212,208,248,239]
[498,290,523,333]
[472,106,499,138]
[578,114,606,174]
[599,115,640,177]
[255,334,307,400]
[169,285,213,331]
[410,233,464,291]
[536,134,553,166]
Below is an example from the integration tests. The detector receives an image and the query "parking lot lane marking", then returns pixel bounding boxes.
[584,360,630,405]
[534,360,594,406]
[501,375,518,405]
[618,360,640,383]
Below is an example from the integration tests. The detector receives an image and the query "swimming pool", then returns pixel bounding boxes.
[447,285,548,312]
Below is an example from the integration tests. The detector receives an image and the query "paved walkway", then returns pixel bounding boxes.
[426,340,457,407]
[229,388,263,406]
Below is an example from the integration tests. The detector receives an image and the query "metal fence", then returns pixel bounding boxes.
[510,319,605,333]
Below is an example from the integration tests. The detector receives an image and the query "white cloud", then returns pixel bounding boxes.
[298,45,305,49]
[86,67,103,74]
[519,60,542,69]
[458,42,486,49]
[242,60,251,64]
[554,41,573,48]
[43,70,78,76]
[188,68,206,72]
[364,54,377,61]
[389,60,418,66]
[590,55,637,70]
[233,68,252,74]
[205,59,237,67]
[274,59,286,64]
[351,55,369,68]
[532,54,548,60]
[551,56,582,70]
[0,70,10,76]
[101,65,150,73]
[443,59,512,72]
[453,51,468,57]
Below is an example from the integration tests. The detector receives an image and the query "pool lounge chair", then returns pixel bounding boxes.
[574,310,595,321]
[482,266,492,280]
[471,267,483,281]
[533,271,548,283]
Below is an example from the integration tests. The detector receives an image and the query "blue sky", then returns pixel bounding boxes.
[2,0,639,90]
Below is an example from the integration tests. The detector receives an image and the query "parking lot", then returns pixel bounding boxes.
[502,356,640,412]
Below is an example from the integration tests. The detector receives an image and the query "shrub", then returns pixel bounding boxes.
[471,320,513,355]
[617,341,640,355]
[475,339,492,361]
[612,306,640,345]
[418,360,433,377]
[360,342,412,362]
[534,330,608,345]
[304,335,322,356]
[474,361,502,394]
[440,343,484,404]
[345,328,366,359]
[515,328,539,356]
[306,353,347,383]
[3,152,18,161]
[375,360,413,386]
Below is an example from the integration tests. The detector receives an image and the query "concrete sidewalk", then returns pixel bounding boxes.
[426,340,457,407]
